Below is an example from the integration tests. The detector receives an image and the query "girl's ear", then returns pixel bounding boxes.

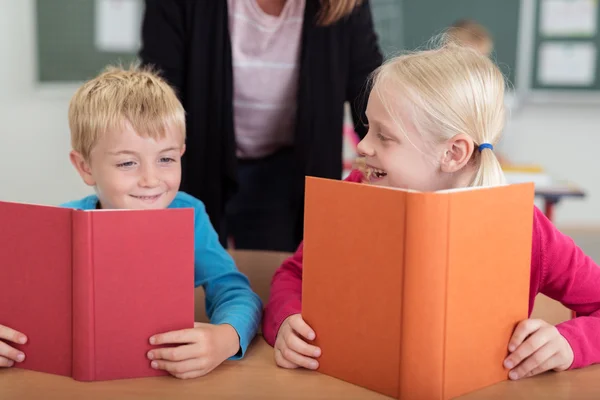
[440,133,475,173]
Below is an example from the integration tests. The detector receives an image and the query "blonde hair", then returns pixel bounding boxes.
[371,39,506,187]
[447,19,492,50]
[69,64,185,160]
[318,0,363,26]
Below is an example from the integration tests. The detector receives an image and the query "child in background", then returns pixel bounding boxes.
[0,65,263,379]
[447,19,493,57]
[447,18,511,165]
[263,40,600,380]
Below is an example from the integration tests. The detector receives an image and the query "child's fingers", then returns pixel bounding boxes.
[0,325,27,345]
[150,329,198,345]
[289,315,316,341]
[508,342,557,380]
[148,344,197,362]
[171,370,205,380]
[505,328,549,369]
[0,341,25,363]
[507,319,544,352]
[0,356,15,368]
[279,346,319,370]
[529,355,563,377]
[151,358,205,375]
[274,348,299,369]
[283,332,321,358]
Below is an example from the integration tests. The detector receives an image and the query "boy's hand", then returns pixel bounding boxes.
[504,319,574,380]
[147,322,240,379]
[274,314,321,370]
[0,324,27,368]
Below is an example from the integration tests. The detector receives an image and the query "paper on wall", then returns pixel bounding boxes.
[540,0,598,37]
[538,41,597,85]
[95,0,142,53]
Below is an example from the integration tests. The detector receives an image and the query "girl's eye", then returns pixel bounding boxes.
[377,133,388,141]
[117,161,136,168]
[160,157,175,164]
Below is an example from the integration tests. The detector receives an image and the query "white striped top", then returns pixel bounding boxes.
[228,0,305,159]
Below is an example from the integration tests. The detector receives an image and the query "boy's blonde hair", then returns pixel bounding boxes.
[372,39,506,187]
[69,64,185,160]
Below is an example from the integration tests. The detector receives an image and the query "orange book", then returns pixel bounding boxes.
[302,177,534,399]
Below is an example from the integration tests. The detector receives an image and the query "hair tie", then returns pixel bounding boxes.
[478,143,493,152]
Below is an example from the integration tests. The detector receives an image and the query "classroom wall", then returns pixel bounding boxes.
[0,0,92,206]
[0,0,598,227]
[501,103,600,228]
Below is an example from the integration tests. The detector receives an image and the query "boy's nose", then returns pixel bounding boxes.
[140,167,160,187]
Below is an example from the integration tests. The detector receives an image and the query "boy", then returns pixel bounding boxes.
[62,65,263,379]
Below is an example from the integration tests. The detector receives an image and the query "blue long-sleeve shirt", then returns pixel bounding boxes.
[61,191,262,359]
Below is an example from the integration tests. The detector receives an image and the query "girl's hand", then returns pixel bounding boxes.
[504,319,574,380]
[274,314,321,370]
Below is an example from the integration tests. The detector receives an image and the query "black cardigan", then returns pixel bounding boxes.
[140,0,383,235]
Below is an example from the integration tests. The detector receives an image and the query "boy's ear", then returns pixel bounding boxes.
[180,144,186,157]
[69,150,96,187]
[440,133,475,173]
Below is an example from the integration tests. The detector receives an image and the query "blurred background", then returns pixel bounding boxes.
[0,0,598,258]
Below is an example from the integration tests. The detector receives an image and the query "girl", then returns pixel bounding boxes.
[262,41,600,380]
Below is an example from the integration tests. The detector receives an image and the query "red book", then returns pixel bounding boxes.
[0,201,195,381]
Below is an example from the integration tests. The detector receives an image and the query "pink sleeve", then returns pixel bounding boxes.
[262,242,304,346]
[533,207,600,369]
[262,170,363,346]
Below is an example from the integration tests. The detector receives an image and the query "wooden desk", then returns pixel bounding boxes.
[535,185,586,222]
[0,250,589,399]
[502,169,586,222]
[2,337,600,399]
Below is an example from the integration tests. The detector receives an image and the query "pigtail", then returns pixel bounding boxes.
[471,145,506,187]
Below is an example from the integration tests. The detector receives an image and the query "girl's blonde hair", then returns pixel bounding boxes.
[318,0,363,26]
[371,38,507,187]
[69,64,186,160]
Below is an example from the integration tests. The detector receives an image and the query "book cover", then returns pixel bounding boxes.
[0,201,195,381]
[302,177,534,399]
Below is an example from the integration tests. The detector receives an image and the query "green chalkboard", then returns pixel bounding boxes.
[371,0,405,57]
[36,0,525,89]
[36,0,139,83]
[371,0,521,87]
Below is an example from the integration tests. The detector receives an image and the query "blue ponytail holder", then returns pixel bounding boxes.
[478,143,494,152]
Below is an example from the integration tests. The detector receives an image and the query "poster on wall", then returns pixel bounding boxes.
[538,41,597,85]
[540,0,598,37]
[95,0,143,53]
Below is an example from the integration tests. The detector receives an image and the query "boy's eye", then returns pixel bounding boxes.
[116,161,136,168]
[160,157,176,164]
